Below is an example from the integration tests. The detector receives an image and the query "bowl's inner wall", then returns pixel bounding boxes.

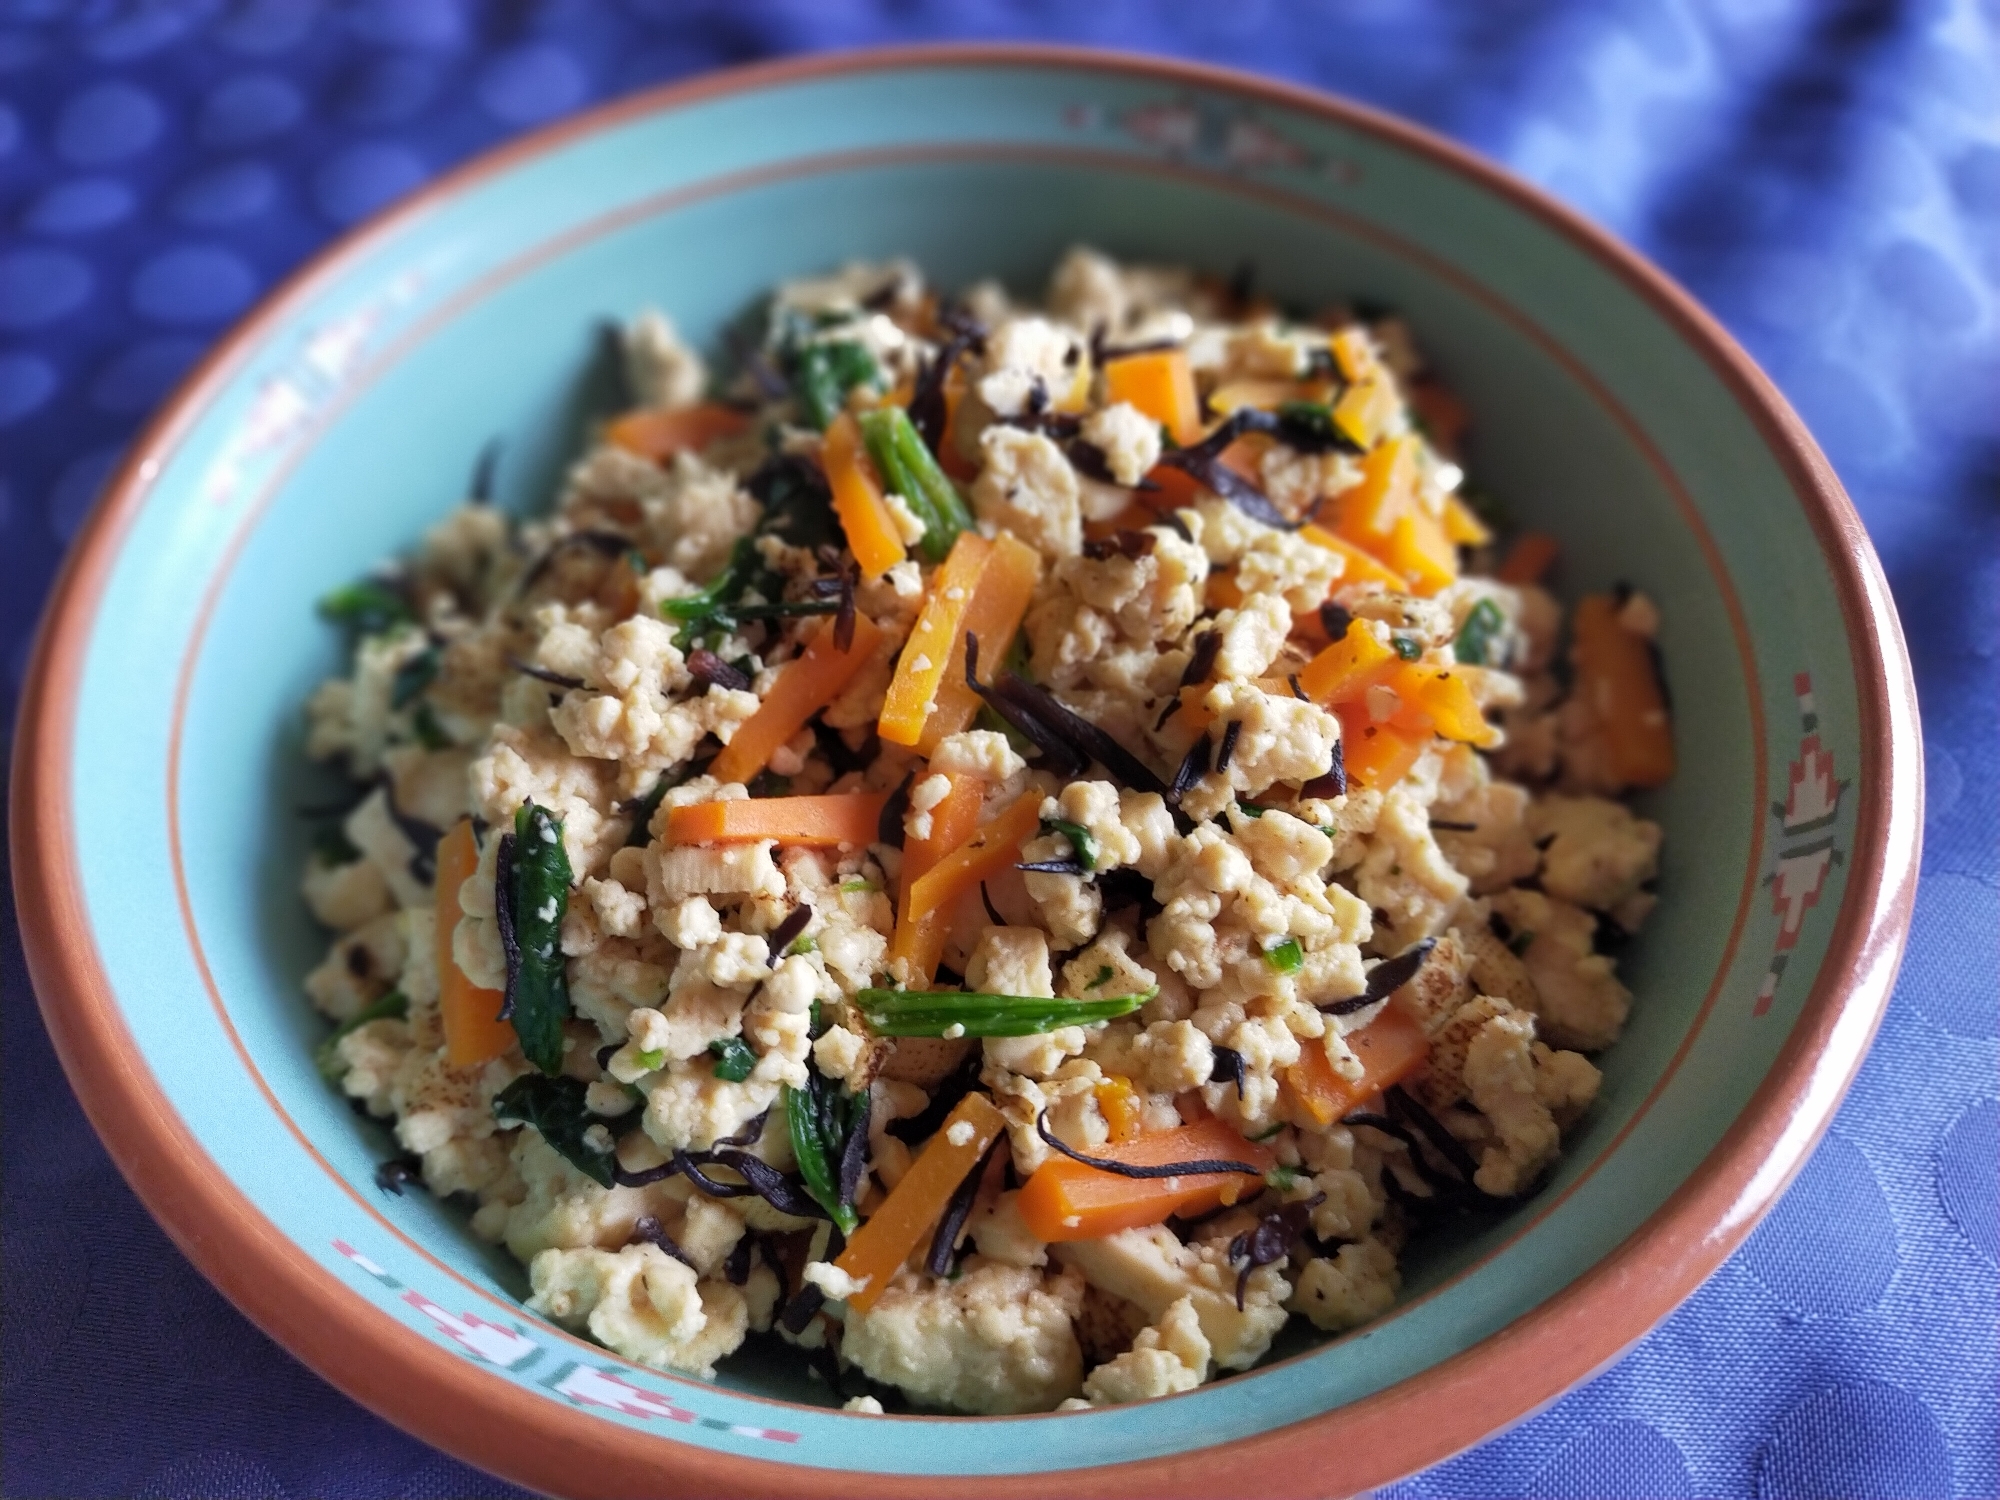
[67,61,1860,1473]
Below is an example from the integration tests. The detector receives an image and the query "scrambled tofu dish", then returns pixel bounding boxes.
[301,249,1675,1414]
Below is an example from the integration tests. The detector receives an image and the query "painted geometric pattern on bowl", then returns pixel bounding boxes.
[1755,672,1851,1017]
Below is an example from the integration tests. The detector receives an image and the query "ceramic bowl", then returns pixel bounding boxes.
[12,44,1921,1500]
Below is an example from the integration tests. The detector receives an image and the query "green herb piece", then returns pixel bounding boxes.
[315,989,408,1079]
[634,1047,666,1071]
[792,340,879,430]
[1265,1164,1300,1191]
[1263,938,1304,974]
[1235,802,1266,818]
[784,1074,867,1233]
[1453,597,1506,667]
[785,934,818,957]
[856,406,974,563]
[751,454,842,550]
[1249,1122,1287,1142]
[390,646,439,709]
[1508,928,1536,957]
[1041,817,1100,872]
[1391,635,1423,662]
[318,579,412,636]
[312,822,362,865]
[497,800,573,1075]
[854,986,1157,1038]
[838,878,879,894]
[493,1073,620,1188]
[709,1036,757,1083]
[411,702,452,749]
[1271,400,1364,454]
[1088,965,1115,991]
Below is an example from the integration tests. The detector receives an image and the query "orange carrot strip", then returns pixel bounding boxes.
[1323,434,1416,544]
[887,774,986,984]
[1103,348,1203,445]
[710,613,884,786]
[1094,1077,1144,1142]
[1383,506,1459,596]
[1497,532,1560,585]
[834,1092,1008,1312]
[878,533,991,746]
[1285,1002,1431,1127]
[1387,662,1498,747]
[665,792,890,849]
[1206,378,1320,414]
[1331,376,1399,450]
[1297,617,1401,705]
[915,533,1042,755]
[1329,328,1376,382]
[905,793,1043,925]
[1298,523,1412,593]
[605,402,750,461]
[1441,493,1492,547]
[1333,703,1431,791]
[436,820,513,1068]
[1571,594,1676,788]
[1016,1117,1276,1243]
[822,412,907,580]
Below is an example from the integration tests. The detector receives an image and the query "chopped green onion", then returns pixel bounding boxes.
[1041,817,1100,872]
[1391,635,1423,662]
[634,1047,666,1071]
[1265,1164,1300,1191]
[1453,596,1506,666]
[315,989,408,1078]
[792,340,879,430]
[411,702,452,750]
[838,878,879,894]
[1264,938,1304,974]
[785,934,818,957]
[312,823,362,865]
[1508,928,1536,956]
[857,406,973,563]
[855,986,1156,1038]
[1088,965,1115,991]
[318,579,412,636]
[1249,1122,1287,1142]
[709,1036,756,1083]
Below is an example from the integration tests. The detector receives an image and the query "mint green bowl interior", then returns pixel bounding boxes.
[61,52,1874,1480]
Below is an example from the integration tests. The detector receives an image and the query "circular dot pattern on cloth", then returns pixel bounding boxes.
[1739,1130,1898,1319]
[0,10,1993,1500]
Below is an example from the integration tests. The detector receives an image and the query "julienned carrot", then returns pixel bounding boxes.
[710,613,884,786]
[1383,507,1458,596]
[833,1092,1008,1311]
[1386,662,1497,747]
[822,412,907,580]
[914,533,1042,755]
[1322,434,1415,544]
[1333,703,1431,791]
[1496,532,1559,585]
[1331,375,1398,450]
[1285,1002,1430,1126]
[887,773,985,983]
[605,402,751,461]
[1298,524,1411,594]
[905,794,1043,925]
[435,820,513,1068]
[1297,617,1400,705]
[1016,1117,1276,1243]
[665,792,891,849]
[1094,1076,1144,1142]
[1103,348,1203,445]
[879,533,991,746]
[1570,594,1675,788]
[1441,493,1492,546]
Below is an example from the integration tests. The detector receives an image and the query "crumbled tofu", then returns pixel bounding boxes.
[972,427,1082,558]
[1080,1296,1210,1405]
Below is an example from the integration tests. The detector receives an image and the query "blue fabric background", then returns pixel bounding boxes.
[1,4,1994,1497]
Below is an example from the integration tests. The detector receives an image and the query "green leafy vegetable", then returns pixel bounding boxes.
[785,934,818,957]
[1264,1164,1300,1191]
[856,406,974,563]
[315,989,408,1079]
[391,646,440,709]
[497,800,573,1075]
[784,1070,868,1234]
[1391,635,1423,662]
[1042,817,1100,872]
[493,1073,621,1188]
[838,878,879,894]
[1453,597,1506,667]
[1271,400,1365,455]
[855,986,1157,1038]
[709,1036,757,1083]
[318,579,412,636]
[792,340,879,430]
[749,454,842,550]
[660,535,835,649]
[411,702,452,750]
[1263,938,1304,974]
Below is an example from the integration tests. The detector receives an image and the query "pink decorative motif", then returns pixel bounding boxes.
[1754,673,1849,1016]
[401,1289,542,1369]
[1065,95,1355,181]
[548,1362,695,1421]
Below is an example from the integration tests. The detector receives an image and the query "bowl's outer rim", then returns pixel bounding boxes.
[9,40,1921,1500]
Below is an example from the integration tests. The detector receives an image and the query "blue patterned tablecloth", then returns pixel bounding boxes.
[2,5,1994,1498]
